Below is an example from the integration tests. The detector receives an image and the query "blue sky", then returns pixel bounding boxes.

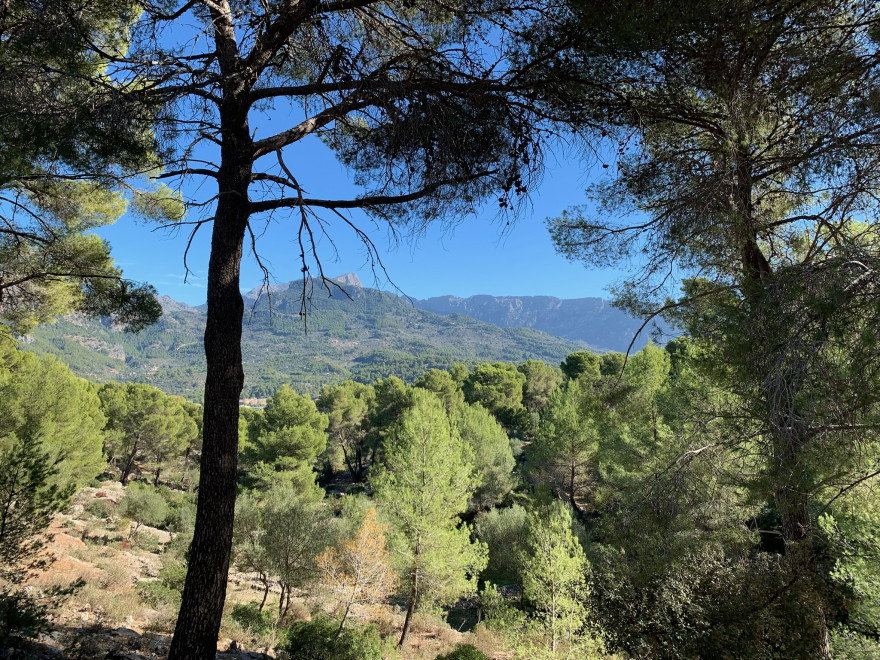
[96,136,624,307]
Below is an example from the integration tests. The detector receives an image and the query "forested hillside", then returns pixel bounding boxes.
[19,280,584,400]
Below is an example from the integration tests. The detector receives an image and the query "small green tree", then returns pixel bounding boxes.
[118,482,169,539]
[474,505,529,584]
[527,379,600,513]
[232,492,273,611]
[451,403,516,510]
[100,382,197,486]
[0,435,69,645]
[518,501,592,657]
[372,390,487,647]
[243,385,328,492]
[261,482,332,621]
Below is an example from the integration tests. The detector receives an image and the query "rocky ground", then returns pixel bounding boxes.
[4,481,508,660]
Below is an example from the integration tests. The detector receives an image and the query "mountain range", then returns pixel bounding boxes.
[18,275,659,400]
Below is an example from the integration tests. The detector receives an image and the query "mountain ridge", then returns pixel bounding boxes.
[19,278,592,400]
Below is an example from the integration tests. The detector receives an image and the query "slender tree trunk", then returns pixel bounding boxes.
[340,438,357,481]
[168,86,252,658]
[398,566,419,648]
[119,435,140,485]
[259,575,269,611]
[336,602,352,638]
[180,446,191,489]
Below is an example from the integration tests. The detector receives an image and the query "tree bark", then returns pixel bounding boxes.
[168,90,252,659]
[740,225,830,657]
[398,568,419,648]
[119,435,139,485]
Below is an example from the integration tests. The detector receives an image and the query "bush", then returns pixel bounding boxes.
[133,530,160,553]
[138,560,186,608]
[84,498,112,519]
[118,482,169,535]
[283,616,381,660]
[0,589,48,647]
[436,644,489,660]
[231,602,273,635]
[474,505,528,584]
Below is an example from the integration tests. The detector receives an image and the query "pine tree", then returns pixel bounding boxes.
[372,390,487,647]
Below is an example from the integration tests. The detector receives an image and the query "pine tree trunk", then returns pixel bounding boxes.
[168,92,251,658]
[398,567,419,648]
[740,224,830,659]
[119,436,140,485]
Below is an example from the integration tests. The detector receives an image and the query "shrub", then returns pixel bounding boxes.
[133,530,161,553]
[230,602,273,635]
[84,498,112,520]
[118,482,169,536]
[139,560,186,608]
[283,616,382,660]
[0,590,48,647]
[435,643,489,660]
[473,505,528,584]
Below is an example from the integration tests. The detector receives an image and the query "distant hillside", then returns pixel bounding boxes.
[20,278,585,401]
[414,294,663,352]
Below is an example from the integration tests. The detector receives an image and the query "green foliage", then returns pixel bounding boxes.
[518,360,562,414]
[100,381,198,486]
[139,560,187,608]
[251,481,333,619]
[230,603,273,635]
[0,589,48,646]
[283,616,382,660]
[518,501,591,656]
[527,378,600,509]
[0,336,93,647]
[474,505,529,584]
[435,643,488,660]
[463,363,526,414]
[241,385,328,491]
[542,2,880,654]
[560,351,601,382]
[317,381,375,481]
[0,0,164,333]
[415,369,465,412]
[373,390,487,643]
[451,403,516,510]
[118,482,169,535]
[1,355,103,495]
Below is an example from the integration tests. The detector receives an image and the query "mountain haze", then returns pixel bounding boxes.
[415,294,661,352]
[20,278,587,400]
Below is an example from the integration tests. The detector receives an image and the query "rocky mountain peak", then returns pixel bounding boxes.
[333,273,363,287]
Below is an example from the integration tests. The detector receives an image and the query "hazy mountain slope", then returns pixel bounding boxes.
[20,280,584,400]
[414,294,662,351]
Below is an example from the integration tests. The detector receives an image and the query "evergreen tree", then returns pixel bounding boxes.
[451,402,516,510]
[372,390,487,647]
[0,0,168,332]
[100,382,198,486]
[518,501,592,657]
[317,381,375,482]
[541,1,880,654]
[242,384,328,494]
